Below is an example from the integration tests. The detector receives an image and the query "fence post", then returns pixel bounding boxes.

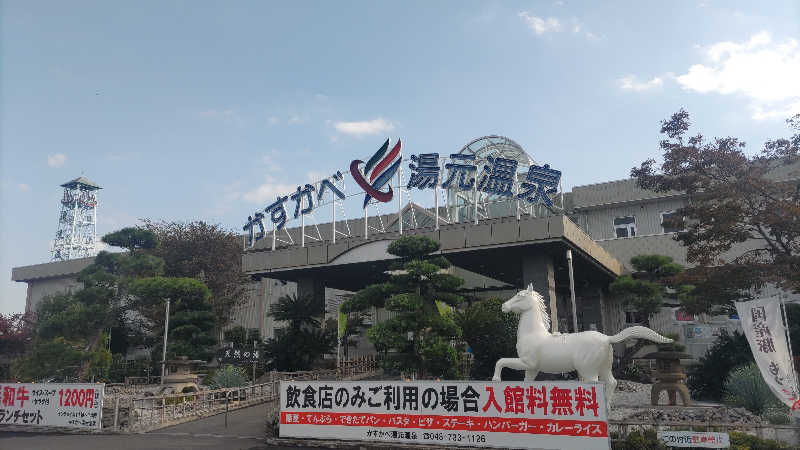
[113,397,120,430]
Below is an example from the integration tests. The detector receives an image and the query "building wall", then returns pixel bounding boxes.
[25,276,84,314]
[573,198,687,245]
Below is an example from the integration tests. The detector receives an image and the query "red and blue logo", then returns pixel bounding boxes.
[350,138,402,208]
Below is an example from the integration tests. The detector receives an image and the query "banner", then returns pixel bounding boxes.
[280,380,609,449]
[0,382,104,429]
[735,297,800,409]
[657,431,729,448]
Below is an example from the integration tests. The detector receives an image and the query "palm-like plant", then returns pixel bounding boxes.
[269,294,325,330]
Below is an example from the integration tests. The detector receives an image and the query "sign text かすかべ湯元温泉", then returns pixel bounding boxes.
[243,140,561,246]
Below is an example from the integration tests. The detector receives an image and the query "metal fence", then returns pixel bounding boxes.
[109,360,380,432]
[108,382,277,432]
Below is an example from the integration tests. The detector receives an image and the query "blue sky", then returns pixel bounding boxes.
[2,1,799,314]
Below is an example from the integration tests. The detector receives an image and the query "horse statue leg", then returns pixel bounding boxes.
[598,349,617,410]
[492,357,530,381]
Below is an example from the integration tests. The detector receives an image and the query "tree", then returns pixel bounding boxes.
[340,235,465,378]
[0,313,34,380]
[339,311,368,360]
[14,227,219,380]
[224,326,247,347]
[102,227,159,253]
[0,313,34,357]
[14,229,162,381]
[609,254,685,325]
[140,220,248,331]
[609,254,686,373]
[262,294,335,371]
[129,276,217,361]
[455,298,521,380]
[632,110,800,314]
[687,331,753,401]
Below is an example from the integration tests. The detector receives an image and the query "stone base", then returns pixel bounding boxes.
[651,382,691,406]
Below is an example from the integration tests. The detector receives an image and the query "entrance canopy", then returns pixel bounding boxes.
[243,214,623,293]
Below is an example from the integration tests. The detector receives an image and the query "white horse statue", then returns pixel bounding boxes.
[493,284,672,408]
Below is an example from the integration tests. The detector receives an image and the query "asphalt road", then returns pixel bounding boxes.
[0,432,269,450]
[0,403,326,450]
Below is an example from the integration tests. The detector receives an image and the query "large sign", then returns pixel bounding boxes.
[736,297,800,410]
[657,431,729,448]
[0,383,104,429]
[279,380,608,449]
[243,138,561,247]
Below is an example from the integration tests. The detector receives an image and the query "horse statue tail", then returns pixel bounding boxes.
[606,326,673,344]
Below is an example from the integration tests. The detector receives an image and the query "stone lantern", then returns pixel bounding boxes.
[643,349,692,406]
[161,356,206,394]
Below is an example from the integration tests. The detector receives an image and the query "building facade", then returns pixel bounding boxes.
[13,157,799,361]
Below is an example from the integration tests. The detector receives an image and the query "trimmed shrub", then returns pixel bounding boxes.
[724,363,789,422]
[206,365,248,389]
[729,431,789,449]
[611,429,666,450]
[687,331,753,401]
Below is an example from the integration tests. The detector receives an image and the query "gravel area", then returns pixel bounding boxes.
[610,380,764,424]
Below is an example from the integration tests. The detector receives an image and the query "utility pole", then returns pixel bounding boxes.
[566,250,578,333]
[252,340,257,383]
[160,298,170,384]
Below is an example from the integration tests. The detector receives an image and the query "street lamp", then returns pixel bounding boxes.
[160,298,170,384]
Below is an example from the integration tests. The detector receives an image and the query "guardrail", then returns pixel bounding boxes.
[108,382,278,432]
[110,359,380,432]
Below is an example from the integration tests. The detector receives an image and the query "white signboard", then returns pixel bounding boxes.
[0,383,104,429]
[658,430,729,448]
[280,380,609,449]
[736,297,800,410]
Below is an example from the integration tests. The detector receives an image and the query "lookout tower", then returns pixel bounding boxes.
[52,176,101,261]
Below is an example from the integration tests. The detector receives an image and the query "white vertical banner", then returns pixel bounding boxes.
[735,297,800,410]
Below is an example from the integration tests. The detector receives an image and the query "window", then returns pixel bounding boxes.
[625,311,647,324]
[614,216,636,238]
[660,210,684,233]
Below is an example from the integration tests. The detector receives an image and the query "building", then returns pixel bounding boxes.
[12,138,799,361]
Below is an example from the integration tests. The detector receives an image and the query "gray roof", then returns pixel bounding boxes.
[12,256,95,282]
[60,176,101,190]
[571,178,682,210]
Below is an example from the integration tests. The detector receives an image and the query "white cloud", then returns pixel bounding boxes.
[619,75,664,92]
[241,178,296,204]
[518,12,562,35]
[306,171,327,183]
[334,118,395,137]
[16,183,30,192]
[288,114,305,125]
[674,31,800,120]
[518,12,600,39]
[752,99,800,121]
[261,151,283,171]
[47,153,67,167]
[267,116,280,126]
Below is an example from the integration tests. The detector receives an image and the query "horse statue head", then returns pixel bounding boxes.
[501,284,550,331]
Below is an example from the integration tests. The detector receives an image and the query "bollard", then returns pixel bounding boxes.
[225,391,230,428]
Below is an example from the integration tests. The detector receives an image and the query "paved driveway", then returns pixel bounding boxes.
[0,403,325,449]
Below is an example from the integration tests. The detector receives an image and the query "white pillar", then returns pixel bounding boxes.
[567,249,578,333]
